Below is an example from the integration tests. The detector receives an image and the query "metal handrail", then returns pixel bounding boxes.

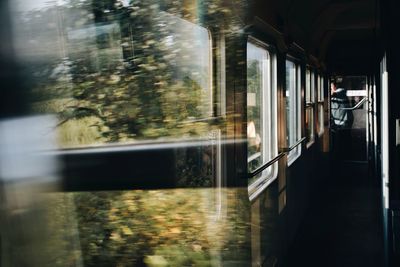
[248,152,285,178]
[280,137,307,153]
[339,97,368,111]
[305,102,316,107]
[247,137,306,178]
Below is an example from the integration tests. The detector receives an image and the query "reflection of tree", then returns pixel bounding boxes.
[45,189,251,267]
[22,0,250,147]
[24,1,216,146]
[14,1,256,266]
[19,0,252,185]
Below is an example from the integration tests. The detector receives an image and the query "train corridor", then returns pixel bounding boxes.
[2,0,400,266]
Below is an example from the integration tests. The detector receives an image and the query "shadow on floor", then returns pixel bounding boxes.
[284,160,383,267]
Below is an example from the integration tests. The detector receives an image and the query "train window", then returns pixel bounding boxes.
[286,59,302,165]
[317,75,325,136]
[6,2,252,266]
[13,2,213,148]
[317,75,325,102]
[306,69,311,103]
[247,38,278,198]
[305,68,315,147]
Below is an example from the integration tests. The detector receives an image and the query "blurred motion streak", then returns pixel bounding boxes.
[1,0,253,266]
[0,115,64,266]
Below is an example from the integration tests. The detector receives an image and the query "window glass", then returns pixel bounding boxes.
[318,75,325,102]
[306,107,314,142]
[285,59,301,164]
[5,2,252,266]
[306,68,311,103]
[311,71,315,103]
[13,1,213,148]
[317,104,324,135]
[247,39,277,198]
[4,1,264,267]
[317,75,325,135]
[305,69,315,146]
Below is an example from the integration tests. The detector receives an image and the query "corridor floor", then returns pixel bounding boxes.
[285,161,384,267]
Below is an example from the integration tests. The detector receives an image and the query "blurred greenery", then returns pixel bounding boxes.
[9,2,254,265]
[43,188,251,266]
[15,0,249,188]
[20,0,246,147]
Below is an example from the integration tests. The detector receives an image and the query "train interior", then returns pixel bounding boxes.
[0,0,399,266]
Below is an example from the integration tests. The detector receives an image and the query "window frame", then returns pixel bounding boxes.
[305,67,316,148]
[317,74,325,136]
[246,36,278,200]
[285,56,302,166]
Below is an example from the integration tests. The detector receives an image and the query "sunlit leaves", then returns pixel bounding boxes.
[44,188,250,266]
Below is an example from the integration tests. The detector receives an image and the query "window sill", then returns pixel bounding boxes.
[287,149,301,167]
[306,140,315,149]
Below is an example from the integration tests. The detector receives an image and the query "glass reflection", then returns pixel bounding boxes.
[247,41,266,172]
[12,0,215,148]
[4,188,250,266]
[285,60,296,147]
[3,1,255,266]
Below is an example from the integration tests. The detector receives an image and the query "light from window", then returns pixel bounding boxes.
[286,59,302,165]
[247,39,277,199]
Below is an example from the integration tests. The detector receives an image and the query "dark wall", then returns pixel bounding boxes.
[380,0,400,266]
[381,0,400,207]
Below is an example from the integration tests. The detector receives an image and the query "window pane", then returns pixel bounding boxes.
[318,76,324,102]
[317,103,324,135]
[317,76,324,135]
[247,42,269,172]
[306,107,314,143]
[247,40,277,196]
[310,71,315,103]
[306,70,315,145]
[319,76,324,101]
[285,60,296,147]
[13,1,212,148]
[306,68,311,103]
[286,60,301,163]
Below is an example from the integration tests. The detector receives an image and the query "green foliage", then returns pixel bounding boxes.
[43,188,251,266]
[25,1,229,147]
[21,0,251,148]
